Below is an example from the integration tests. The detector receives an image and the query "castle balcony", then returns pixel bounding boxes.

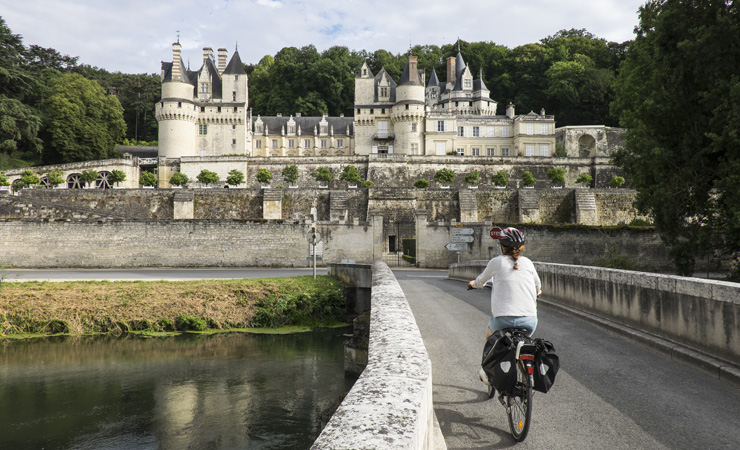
[372,132,395,141]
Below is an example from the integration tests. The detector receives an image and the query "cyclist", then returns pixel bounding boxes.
[467,227,541,385]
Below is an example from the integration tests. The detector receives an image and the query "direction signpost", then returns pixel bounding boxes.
[451,227,474,235]
[445,243,468,251]
[450,235,474,243]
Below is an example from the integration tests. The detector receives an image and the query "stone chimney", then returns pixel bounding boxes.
[408,57,419,83]
[506,102,516,119]
[218,48,228,74]
[446,56,456,84]
[540,108,546,116]
[203,47,213,64]
[172,42,182,80]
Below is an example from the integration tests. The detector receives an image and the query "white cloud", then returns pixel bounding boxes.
[0,0,644,74]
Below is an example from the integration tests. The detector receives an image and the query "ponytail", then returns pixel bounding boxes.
[502,244,525,270]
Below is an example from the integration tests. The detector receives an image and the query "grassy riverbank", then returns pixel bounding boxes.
[0,276,347,337]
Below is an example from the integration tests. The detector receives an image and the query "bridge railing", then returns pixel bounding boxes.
[450,261,740,384]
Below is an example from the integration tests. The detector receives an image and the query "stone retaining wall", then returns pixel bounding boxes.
[313,262,435,449]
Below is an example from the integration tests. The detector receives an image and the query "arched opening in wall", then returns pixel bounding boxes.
[11,179,24,193]
[38,176,51,189]
[578,134,597,158]
[96,171,113,189]
[67,173,83,189]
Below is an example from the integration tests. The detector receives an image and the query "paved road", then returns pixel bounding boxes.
[0,267,327,282]
[393,269,740,450]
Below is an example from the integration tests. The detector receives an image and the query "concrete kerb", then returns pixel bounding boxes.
[448,263,740,389]
[312,261,446,450]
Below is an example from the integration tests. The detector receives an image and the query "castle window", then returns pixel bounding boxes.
[405,104,409,110]
[458,127,464,137]
[321,139,327,148]
[201,107,205,112]
[526,145,535,156]
[232,139,236,145]
[178,102,182,108]
[501,127,510,138]
[469,101,473,107]
[272,139,278,149]
[304,139,311,148]
[472,126,480,137]
[487,147,495,156]
[357,109,361,114]
[464,79,471,89]
[381,109,385,114]
[321,125,328,134]
[380,87,388,97]
[232,91,236,101]
[200,83,209,94]
[411,123,417,132]
[471,147,480,156]
[377,121,388,138]
[256,140,262,149]
[411,143,419,155]
[199,124,207,135]
[288,139,295,148]
[235,75,239,81]
[526,123,534,135]
[540,124,549,135]
[436,121,445,132]
[456,148,464,156]
[540,145,550,156]
[233,107,238,112]
[370,109,374,114]
[232,125,236,130]
[501,147,510,156]
[217,107,222,113]
[337,139,344,148]
[363,68,367,76]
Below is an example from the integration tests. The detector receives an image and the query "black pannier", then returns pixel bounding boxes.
[532,338,560,393]
[481,334,517,392]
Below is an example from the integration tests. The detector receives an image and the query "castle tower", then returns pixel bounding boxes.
[155,42,197,158]
[391,57,426,155]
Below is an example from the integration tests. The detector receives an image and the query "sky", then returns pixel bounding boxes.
[1,0,646,74]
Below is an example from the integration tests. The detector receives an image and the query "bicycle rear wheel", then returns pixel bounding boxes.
[506,361,533,441]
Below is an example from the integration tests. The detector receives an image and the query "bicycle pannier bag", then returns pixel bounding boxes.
[481,334,517,392]
[532,338,560,393]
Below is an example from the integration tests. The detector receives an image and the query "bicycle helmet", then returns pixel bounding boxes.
[500,227,525,249]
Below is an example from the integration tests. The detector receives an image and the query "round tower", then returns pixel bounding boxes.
[155,42,197,158]
[392,57,426,155]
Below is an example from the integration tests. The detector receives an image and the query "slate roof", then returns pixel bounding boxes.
[223,50,247,75]
[398,59,422,85]
[427,69,440,88]
[253,116,354,136]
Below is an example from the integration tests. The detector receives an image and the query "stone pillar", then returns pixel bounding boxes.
[262,190,283,220]
[415,209,428,268]
[173,190,194,219]
[370,209,384,262]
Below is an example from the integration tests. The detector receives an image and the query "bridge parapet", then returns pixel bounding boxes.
[314,261,436,450]
[450,262,740,383]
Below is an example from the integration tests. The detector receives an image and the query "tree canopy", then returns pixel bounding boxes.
[611,0,740,276]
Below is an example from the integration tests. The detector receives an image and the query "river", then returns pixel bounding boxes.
[0,328,354,449]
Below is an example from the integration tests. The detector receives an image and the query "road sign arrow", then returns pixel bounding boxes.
[450,235,474,243]
[450,227,474,235]
[445,243,468,251]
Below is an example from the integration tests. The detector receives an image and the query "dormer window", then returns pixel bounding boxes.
[464,79,471,89]
[380,87,388,97]
[200,83,209,94]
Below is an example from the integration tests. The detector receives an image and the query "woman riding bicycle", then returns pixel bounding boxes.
[468,227,541,383]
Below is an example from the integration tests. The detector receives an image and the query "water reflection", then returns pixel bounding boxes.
[0,329,354,450]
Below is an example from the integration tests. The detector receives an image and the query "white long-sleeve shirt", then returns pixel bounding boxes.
[473,255,541,317]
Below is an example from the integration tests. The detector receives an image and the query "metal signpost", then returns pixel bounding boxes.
[447,226,474,263]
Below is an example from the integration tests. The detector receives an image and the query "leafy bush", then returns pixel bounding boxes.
[109,169,126,186]
[47,170,65,187]
[360,180,374,188]
[175,315,208,331]
[140,171,157,187]
[464,171,480,185]
[546,167,566,184]
[434,168,455,184]
[609,175,626,188]
[255,168,271,185]
[312,166,333,183]
[0,172,9,186]
[18,169,40,188]
[80,169,99,187]
[251,286,345,328]
[492,171,509,187]
[576,173,593,187]
[169,172,189,186]
[414,178,429,189]
[522,171,537,187]
[197,169,219,186]
[340,165,361,183]
[227,169,246,185]
[282,165,299,184]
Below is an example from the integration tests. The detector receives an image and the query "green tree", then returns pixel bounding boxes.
[414,178,430,189]
[282,165,299,185]
[227,169,246,186]
[140,171,157,187]
[312,166,333,183]
[197,169,219,186]
[608,175,625,188]
[433,168,455,184]
[611,0,740,275]
[39,72,126,164]
[339,165,361,183]
[464,171,480,185]
[18,169,39,188]
[522,171,537,187]
[492,171,509,187]
[169,172,189,187]
[46,169,64,187]
[546,167,566,184]
[255,168,272,185]
[80,169,98,187]
[109,169,126,187]
[0,172,9,186]
[575,173,593,187]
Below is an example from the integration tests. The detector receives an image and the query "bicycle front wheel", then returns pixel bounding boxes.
[506,361,533,442]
